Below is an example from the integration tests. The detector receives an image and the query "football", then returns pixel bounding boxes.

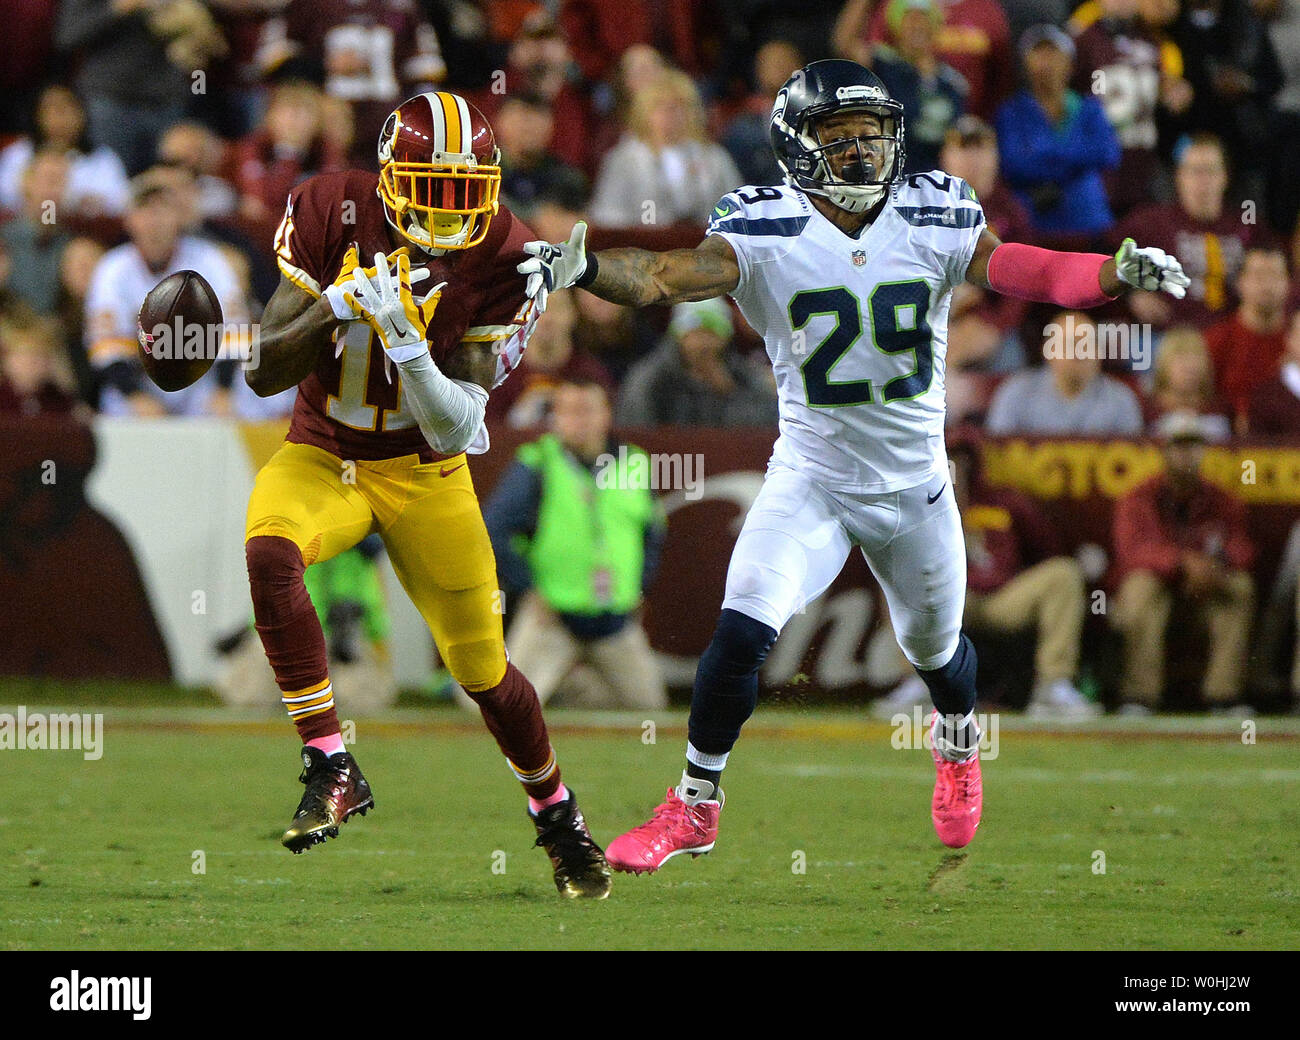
[136,270,224,392]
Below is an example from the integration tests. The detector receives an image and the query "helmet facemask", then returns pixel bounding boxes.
[803,108,901,212]
[378,156,501,253]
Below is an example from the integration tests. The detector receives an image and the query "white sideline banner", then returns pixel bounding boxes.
[84,417,435,689]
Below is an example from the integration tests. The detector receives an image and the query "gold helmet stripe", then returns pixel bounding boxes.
[436,91,461,154]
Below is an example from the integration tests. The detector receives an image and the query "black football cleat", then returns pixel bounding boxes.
[531,789,612,899]
[281,747,374,853]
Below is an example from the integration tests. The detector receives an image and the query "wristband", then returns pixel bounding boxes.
[574,252,599,289]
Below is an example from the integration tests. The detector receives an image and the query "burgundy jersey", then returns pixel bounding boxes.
[1071,19,1162,217]
[1114,202,1253,330]
[258,0,445,144]
[273,169,537,462]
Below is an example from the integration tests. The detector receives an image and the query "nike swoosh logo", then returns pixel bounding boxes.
[713,203,732,217]
[927,484,947,505]
[439,462,465,478]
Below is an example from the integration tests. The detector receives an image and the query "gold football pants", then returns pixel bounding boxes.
[245,441,507,692]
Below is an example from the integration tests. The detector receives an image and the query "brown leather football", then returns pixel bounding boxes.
[136,270,224,392]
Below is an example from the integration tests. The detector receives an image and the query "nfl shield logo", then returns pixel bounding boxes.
[851,250,866,267]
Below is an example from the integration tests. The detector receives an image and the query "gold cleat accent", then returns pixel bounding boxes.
[281,747,374,854]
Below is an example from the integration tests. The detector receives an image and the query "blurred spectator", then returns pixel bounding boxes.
[940,116,1033,372]
[158,121,239,222]
[0,85,131,219]
[319,93,357,164]
[0,313,84,417]
[1169,0,1281,203]
[721,39,805,186]
[475,12,594,176]
[1111,410,1256,712]
[560,0,719,84]
[582,43,668,181]
[0,0,56,136]
[1115,134,1254,330]
[0,239,18,323]
[256,0,445,150]
[1247,309,1300,435]
[1147,325,1233,440]
[485,289,613,428]
[985,310,1145,435]
[483,376,668,709]
[0,150,73,315]
[203,0,292,137]
[304,534,392,672]
[1260,0,1300,251]
[870,0,968,173]
[877,431,1096,718]
[618,298,778,427]
[495,93,588,215]
[526,181,592,247]
[232,82,343,239]
[55,237,107,407]
[55,0,227,175]
[1000,0,1072,43]
[833,0,1013,119]
[590,69,742,229]
[995,25,1122,242]
[571,287,660,384]
[1072,0,1192,218]
[86,169,247,416]
[1203,243,1291,429]
[952,432,1096,717]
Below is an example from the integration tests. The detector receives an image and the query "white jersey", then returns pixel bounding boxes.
[707,175,984,493]
[86,236,248,416]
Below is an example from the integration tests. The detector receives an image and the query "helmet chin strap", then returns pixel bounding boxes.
[791,175,886,214]
[824,182,886,213]
[382,204,467,255]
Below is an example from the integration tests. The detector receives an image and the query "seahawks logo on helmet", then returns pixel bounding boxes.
[770,59,906,214]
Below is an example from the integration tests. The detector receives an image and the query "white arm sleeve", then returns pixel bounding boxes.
[396,350,489,456]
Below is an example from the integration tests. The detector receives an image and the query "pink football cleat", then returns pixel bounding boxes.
[929,712,983,848]
[605,787,723,875]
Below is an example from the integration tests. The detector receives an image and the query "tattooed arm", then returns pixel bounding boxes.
[441,339,498,392]
[518,222,740,309]
[585,235,741,307]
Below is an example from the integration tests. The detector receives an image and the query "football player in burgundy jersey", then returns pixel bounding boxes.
[242,91,610,898]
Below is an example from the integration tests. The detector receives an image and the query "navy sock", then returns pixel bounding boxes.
[687,608,778,757]
[915,632,978,716]
[916,632,980,751]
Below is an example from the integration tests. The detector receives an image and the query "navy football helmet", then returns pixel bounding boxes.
[770,59,906,213]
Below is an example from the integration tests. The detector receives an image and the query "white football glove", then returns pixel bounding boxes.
[1114,237,1191,299]
[516,221,589,312]
[323,245,372,323]
[345,251,436,363]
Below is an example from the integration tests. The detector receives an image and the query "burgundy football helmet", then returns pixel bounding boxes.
[376,91,502,252]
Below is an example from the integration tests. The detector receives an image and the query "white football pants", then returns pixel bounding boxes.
[721,462,966,671]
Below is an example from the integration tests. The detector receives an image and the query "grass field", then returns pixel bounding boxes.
[1,689,1298,951]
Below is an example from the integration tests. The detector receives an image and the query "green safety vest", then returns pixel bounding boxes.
[515,434,659,615]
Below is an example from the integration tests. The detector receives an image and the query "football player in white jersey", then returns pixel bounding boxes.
[518,59,1189,869]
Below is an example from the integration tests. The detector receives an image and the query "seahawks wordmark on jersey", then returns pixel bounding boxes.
[707,174,984,494]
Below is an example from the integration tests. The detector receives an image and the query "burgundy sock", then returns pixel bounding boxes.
[468,663,561,801]
[246,535,339,744]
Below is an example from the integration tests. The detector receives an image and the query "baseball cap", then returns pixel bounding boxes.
[1019,23,1076,61]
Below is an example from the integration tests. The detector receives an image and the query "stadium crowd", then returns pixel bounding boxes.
[2,0,1299,711]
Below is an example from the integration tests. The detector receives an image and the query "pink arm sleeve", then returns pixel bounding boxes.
[985,242,1118,308]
